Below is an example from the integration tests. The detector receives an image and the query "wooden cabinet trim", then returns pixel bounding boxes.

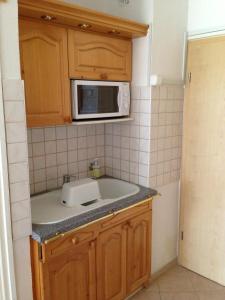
[43,223,99,261]
[42,198,152,248]
[18,0,149,39]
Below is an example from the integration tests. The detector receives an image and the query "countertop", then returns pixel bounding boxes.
[32,180,157,243]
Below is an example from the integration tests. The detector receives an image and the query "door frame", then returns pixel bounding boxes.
[0,68,17,300]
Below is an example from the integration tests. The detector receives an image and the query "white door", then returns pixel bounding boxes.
[179,36,225,285]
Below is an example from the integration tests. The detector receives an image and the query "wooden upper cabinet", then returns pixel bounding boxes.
[127,212,151,294]
[68,30,132,81]
[19,19,71,127]
[97,224,127,300]
[42,241,97,300]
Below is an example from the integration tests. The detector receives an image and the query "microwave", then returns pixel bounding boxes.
[71,80,130,120]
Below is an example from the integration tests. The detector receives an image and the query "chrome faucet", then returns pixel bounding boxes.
[63,174,77,184]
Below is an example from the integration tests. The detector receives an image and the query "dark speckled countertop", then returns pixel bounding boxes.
[32,180,157,243]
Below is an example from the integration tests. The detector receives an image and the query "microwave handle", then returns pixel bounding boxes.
[118,87,122,110]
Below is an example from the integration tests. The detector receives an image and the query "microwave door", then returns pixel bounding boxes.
[76,85,120,119]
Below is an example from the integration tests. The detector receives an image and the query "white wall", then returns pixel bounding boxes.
[151,0,188,82]
[0,0,20,79]
[65,0,152,24]
[152,181,180,273]
[132,34,151,86]
[188,0,225,33]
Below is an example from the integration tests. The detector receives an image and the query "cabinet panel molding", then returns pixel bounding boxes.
[19,19,71,127]
[97,224,127,300]
[68,30,132,81]
[127,212,151,294]
[42,241,96,300]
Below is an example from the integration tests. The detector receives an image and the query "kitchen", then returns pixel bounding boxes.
[0,0,225,300]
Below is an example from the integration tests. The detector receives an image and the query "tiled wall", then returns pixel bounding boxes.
[27,84,183,194]
[149,84,184,188]
[28,124,105,194]
[3,79,31,239]
[2,79,33,300]
[105,86,151,187]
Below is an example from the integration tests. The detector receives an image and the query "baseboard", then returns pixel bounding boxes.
[150,258,178,283]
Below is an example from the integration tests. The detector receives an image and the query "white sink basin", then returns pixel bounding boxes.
[31,178,140,225]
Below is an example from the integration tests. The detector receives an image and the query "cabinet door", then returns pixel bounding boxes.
[19,20,71,127]
[43,241,96,300]
[68,30,132,81]
[97,224,127,300]
[127,211,151,294]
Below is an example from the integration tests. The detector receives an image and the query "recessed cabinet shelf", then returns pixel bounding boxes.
[72,117,133,126]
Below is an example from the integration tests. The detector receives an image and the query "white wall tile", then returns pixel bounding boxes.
[97,135,104,146]
[9,163,29,183]
[32,128,44,143]
[56,139,67,153]
[68,150,77,163]
[46,167,58,180]
[33,156,46,169]
[87,125,96,136]
[78,149,87,161]
[57,152,68,165]
[7,143,28,163]
[11,200,31,222]
[34,169,46,183]
[12,218,32,240]
[56,126,67,139]
[46,179,58,190]
[4,101,25,122]
[44,127,56,141]
[3,79,24,101]
[78,137,87,149]
[67,125,77,138]
[10,182,30,203]
[32,142,45,157]
[6,123,27,143]
[45,141,56,154]
[78,126,87,137]
[13,237,33,300]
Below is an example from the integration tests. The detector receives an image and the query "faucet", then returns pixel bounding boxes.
[63,174,77,184]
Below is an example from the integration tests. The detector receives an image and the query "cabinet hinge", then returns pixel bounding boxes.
[188,72,192,83]
[181,231,184,241]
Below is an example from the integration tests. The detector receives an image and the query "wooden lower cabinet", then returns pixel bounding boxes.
[97,224,127,300]
[31,199,152,300]
[127,212,151,294]
[41,241,96,300]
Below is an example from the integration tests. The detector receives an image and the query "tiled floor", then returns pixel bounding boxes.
[131,265,225,300]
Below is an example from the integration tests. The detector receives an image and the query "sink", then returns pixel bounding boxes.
[31,178,140,225]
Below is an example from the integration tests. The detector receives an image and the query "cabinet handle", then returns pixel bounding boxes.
[100,73,108,80]
[72,237,79,245]
[90,241,95,248]
[127,221,133,229]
